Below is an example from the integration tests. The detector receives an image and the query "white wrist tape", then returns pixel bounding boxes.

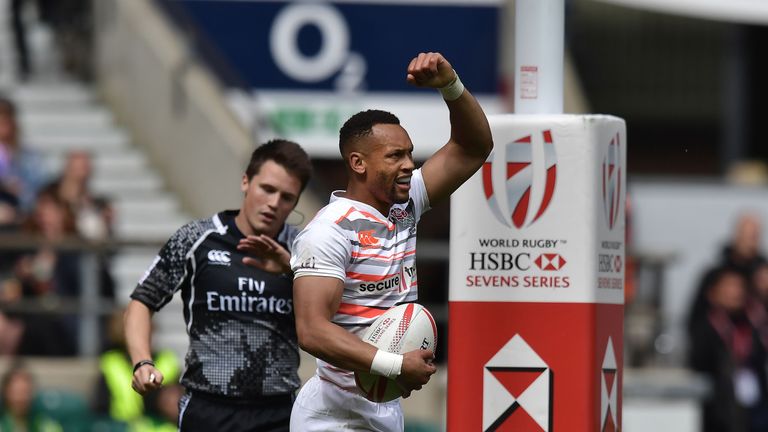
[370,349,403,379]
[439,71,465,101]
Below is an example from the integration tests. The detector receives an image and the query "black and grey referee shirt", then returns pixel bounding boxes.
[130,210,300,399]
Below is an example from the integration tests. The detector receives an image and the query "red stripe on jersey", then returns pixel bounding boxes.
[334,207,394,231]
[351,249,416,261]
[337,303,387,318]
[346,271,398,282]
[334,207,357,225]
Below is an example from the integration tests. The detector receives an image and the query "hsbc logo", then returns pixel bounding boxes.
[534,253,566,271]
[599,254,622,273]
[207,250,231,265]
[602,133,623,230]
[601,337,619,432]
[483,334,552,432]
[482,130,557,229]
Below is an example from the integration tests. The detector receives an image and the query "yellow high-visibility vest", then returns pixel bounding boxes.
[99,349,180,422]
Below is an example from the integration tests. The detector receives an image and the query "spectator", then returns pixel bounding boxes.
[745,262,768,350]
[0,96,51,214]
[94,308,180,427]
[690,213,767,326]
[10,0,32,81]
[46,150,116,302]
[0,363,64,431]
[0,312,23,355]
[48,150,114,242]
[16,186,80,298]
[688,267,768,432]
[8,187,80,356]
[751,262,768,305]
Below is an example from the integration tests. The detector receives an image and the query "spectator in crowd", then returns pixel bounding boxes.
[6,187,81,356]
[94,308,180,427]
[10,0,33,81]
[744,262,768,350]
[45,150,116,304]
[0,312,23,355]
[17,186,80,297]
[9,0,93,82]
[0,363,63,431]
[751,262,768,305]
[1,168,115,355]
[690,213,767,326]
[48,150,114,242]
[688,267,768,432]
[0,96,51,213]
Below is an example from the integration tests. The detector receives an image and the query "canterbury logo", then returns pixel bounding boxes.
[602,133,623,230]
[207,250,231,264]
[357,230,379,247]
[483,130,557,229]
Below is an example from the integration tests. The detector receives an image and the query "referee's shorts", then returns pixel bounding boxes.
[178,390,294,432]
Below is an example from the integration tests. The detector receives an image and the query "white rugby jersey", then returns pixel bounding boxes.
[291,168,430,391]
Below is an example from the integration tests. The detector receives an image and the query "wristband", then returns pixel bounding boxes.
[133,359,155,374]
[439,71,465,101]
[370,350,403,379]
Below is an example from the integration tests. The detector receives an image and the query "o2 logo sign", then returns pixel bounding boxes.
[482,130,558,229]
[269,3,366,91]
[601,133,623,230]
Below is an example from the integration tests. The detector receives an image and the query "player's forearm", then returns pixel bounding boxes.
[297,318,378,373]
[124,300,154,364]
[446,89,493,160]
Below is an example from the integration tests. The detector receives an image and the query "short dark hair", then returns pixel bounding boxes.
[245,139,312,192]
[339,109,400,156]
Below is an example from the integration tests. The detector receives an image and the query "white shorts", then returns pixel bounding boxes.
[290,374,404,432]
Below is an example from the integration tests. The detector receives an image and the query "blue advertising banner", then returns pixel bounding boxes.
[158,0,500,94]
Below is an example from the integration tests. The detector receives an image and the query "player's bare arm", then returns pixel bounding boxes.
[293,276,436,392]
[408,52,494,205]
[124,300,164,394]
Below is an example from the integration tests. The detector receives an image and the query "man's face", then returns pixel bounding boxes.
[364,124,415,209]
[240,160,301,237]
[733,215,761,261]
[709,272,746,313]
[65,151,92,183]
[5,372,33,417]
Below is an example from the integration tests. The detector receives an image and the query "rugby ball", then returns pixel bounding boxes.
[355,303,438,402]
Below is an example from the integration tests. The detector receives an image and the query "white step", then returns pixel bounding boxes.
[114,219,185,241]
[26,131,130,152]
[43,149,150,174]
[91,173,165,195]
[112,196,183,219]
[12,83,95,108]
[19,108,115,132]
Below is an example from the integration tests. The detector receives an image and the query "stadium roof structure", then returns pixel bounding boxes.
[593,0,768,25]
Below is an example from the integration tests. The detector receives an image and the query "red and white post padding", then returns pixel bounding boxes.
[448,114,626,431]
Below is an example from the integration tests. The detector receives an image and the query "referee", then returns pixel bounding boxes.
[124,140,312,431]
